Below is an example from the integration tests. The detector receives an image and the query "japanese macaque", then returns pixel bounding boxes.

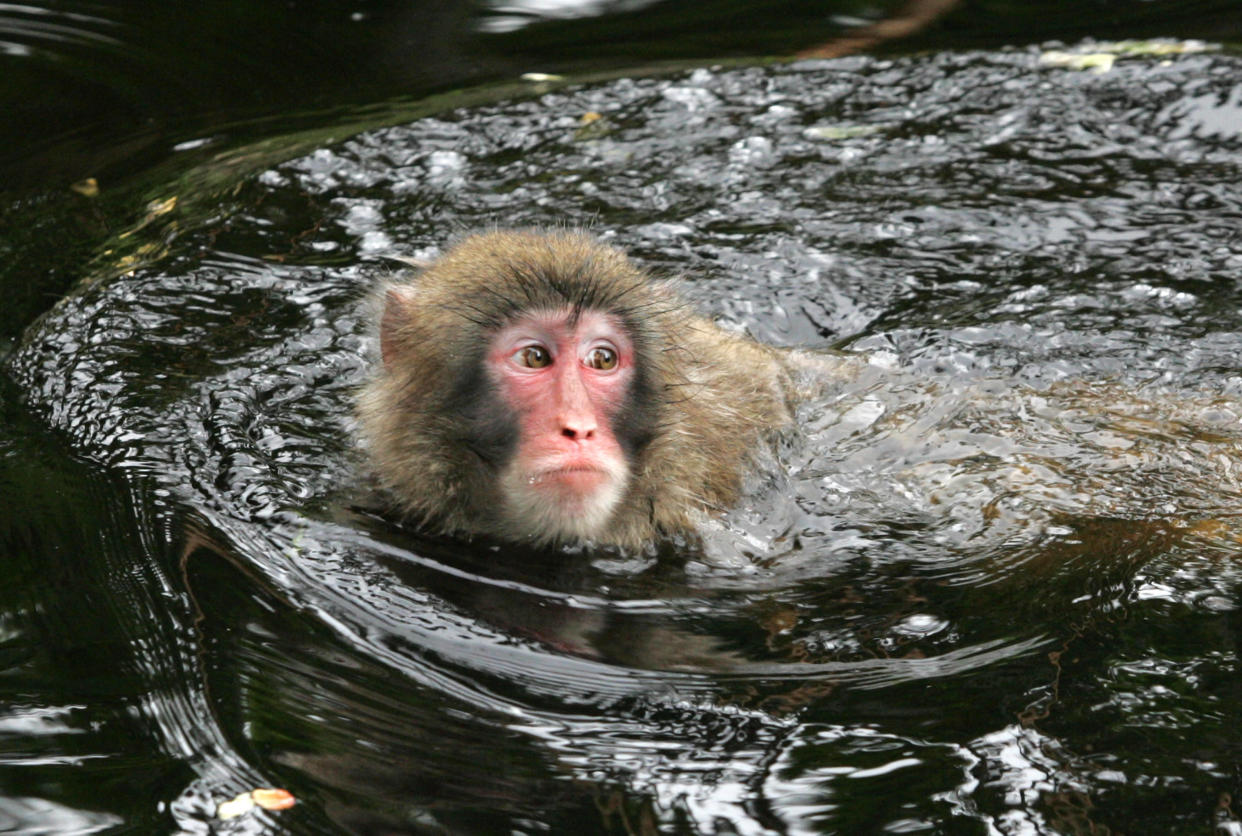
[356,229,804,549]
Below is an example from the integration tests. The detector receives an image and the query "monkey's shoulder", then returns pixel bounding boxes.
[624,322,792,528]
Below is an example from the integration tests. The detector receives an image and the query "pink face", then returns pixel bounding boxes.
[487,309,634,542]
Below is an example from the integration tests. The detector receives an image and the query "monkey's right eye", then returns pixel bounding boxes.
[513,345,552,368]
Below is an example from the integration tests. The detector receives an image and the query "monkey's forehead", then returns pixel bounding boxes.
[414,238,670,323]
[484,307,632,339]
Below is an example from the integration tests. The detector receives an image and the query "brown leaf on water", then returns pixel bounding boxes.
[252,788,296,811]
[216,787,296,819]
[70,178,100,197]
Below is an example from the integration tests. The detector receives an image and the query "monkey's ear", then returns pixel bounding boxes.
[380,286,415,370]
[383,255,433,270]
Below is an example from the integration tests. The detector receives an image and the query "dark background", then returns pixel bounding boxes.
[4,0,1239,193]
[1,0,1238,350]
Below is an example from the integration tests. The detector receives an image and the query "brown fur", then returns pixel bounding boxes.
[356,229,798,549]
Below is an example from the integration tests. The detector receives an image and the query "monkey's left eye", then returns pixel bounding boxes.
[514,345,552,368]
[585,346,618,370]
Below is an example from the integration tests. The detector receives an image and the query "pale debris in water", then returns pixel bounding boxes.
[1098,39,1212,55]
[802,124,886,141]
[1040,39,1215,73]
[217,794,254,820]
[1039,51,1116,72]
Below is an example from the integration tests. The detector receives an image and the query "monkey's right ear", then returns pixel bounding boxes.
[380,286,415,370]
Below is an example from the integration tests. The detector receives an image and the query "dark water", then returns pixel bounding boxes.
[5,43,1242,833]
[6,0,1238,190]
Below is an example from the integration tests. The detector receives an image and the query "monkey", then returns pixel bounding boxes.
[356,230,1242,559]
[355,229,822,550]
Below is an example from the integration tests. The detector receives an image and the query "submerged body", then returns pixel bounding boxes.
[357,229,805,549]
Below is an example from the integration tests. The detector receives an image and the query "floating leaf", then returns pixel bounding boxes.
[252,788,296,811]
[216,787,296,819]
[70,178,100,198]
[573,111,614,141]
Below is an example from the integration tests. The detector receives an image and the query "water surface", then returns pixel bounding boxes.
[6,44,1242,833]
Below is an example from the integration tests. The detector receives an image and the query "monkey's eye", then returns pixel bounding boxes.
[513,345,551,368]
[585,346,618,370]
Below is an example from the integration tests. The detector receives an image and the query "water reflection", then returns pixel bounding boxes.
[8,44,1242,832]
[477,0,664,34]
[0,5,120,55]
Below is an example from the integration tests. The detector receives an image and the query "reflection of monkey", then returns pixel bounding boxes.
[357,229,816,549]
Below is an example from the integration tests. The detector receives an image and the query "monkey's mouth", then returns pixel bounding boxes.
[532,464,606,481]
[529,464,616,495]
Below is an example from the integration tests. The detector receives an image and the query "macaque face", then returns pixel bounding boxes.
[487,309,635,541]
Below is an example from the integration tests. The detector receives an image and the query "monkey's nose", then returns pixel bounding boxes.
[561,425,596,441]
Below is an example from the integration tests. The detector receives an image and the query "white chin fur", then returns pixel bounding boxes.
[498,459,628,545]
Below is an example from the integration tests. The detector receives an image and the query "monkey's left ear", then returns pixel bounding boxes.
[379,285,417,370]
[387,255,433,270]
